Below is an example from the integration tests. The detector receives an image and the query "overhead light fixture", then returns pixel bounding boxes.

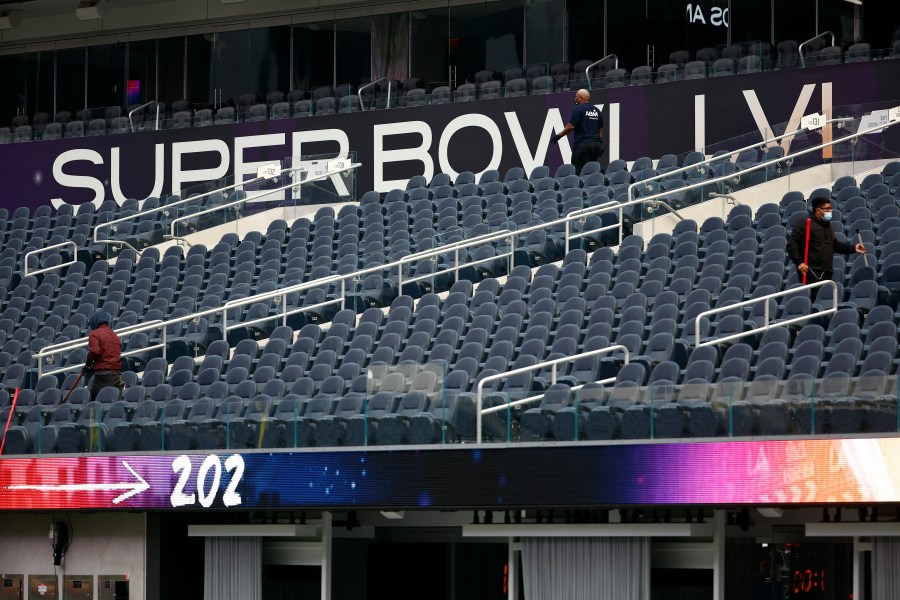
[220,0,246,4]
[0,11,20,29]
[75,0,105,21]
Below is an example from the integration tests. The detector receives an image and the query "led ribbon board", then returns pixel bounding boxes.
[1,438,899,510]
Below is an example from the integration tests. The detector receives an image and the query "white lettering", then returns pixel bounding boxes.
[743,84,816,154]
[373,121,434,192]
[52,149,106,208]
[438,114,503,181]
[111,144,165,205]
[235,133,287,184]
[688,4,706,24]
[171,139,231,196]
[504,108,570,176]
[608,103,620,162]
[291,128,350,197]
[710,7,728,27]
[695,94,706,152]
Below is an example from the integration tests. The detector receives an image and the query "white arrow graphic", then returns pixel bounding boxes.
[8,460,150,504]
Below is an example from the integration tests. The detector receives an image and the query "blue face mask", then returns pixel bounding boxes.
[823,211,833,222]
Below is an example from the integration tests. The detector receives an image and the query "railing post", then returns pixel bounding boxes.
[476,345,628,444]
[476,382,484,444]
[618,205,623,245]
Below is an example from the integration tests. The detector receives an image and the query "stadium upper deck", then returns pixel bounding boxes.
[1,4,900,600]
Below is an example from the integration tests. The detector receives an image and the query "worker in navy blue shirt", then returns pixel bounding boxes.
[550,88,604,175]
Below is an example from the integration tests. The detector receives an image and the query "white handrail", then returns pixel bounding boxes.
[128,100,160,133]
[693,280,839,348]
[358,77,392,111]
[218,112,896,338]
[475,345,629,443]
[39,320,163,356]
[37,320,164,378]
[168,161,361,239]
[585,54,617,90]
[39,110,896,376]
[799,31,835,68]
[23,241,77,277]
[626,116,852,203]
[93,162,308,244]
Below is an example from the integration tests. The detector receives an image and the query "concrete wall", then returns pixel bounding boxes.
[0,512,146,600]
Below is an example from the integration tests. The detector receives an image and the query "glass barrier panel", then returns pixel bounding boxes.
[469,372,900,445]
[16,376,900,455]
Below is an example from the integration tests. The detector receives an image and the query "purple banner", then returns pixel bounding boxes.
[1,61,896,215]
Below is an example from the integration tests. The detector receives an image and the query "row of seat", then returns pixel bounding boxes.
[0,155,896,450]
[2,164,900,377]
[5,37,897,140]
[0,148,808,328]
[0,188,900,392]
[4,187,900,451]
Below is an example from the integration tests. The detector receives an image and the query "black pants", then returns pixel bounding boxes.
[573,141,603,175]
[88,371,125,402]
[803,268,833,303]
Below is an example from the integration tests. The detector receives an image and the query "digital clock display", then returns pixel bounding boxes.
[786,543,851,600]
[792,569,825,595]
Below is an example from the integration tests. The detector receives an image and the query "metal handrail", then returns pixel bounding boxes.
[23,241,76,277]
[168,161,361,239]
[37,320,164,378]
[216,111,896,338]
[359,77,392,111]
[128,100,161,133]
[42,110,896,376]
[40,320,164,356]
[34,164,361,374]
[93,162,309,244]
[693,280,839,348]
[562,200,618,253]
[475,345,629,443]
[626,116,851,203]
[799,31,835,68]
[585,54,618,89]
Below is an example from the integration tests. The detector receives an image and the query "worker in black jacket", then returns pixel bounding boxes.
[787,197,866,289]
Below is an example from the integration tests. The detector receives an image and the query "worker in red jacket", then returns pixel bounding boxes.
[85,311,125,401]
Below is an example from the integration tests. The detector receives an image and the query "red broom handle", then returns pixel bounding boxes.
[0,387,20,456]
[802,218,811,285]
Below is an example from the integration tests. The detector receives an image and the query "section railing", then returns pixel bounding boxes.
[36,110,897,377]
[799,31,836,68]
[37,320,164,378]
[128,100,161,133]
[475,345,629,443]
[625,115,852,203]
[168,162,362,239]
[23,241,77,277]
[586,54,618,89]
[92,162,307,246]
[693,280,839,348]
[358,77,392,111]
[33,162,360,376]
[221,110,896,338]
